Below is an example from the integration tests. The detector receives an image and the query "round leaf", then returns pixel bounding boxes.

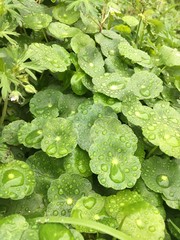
[0,160,36,200]
[41,118,77,158]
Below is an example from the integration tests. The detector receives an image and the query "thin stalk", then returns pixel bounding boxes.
[35,216,137,240]
[42,29,48,43]
[135,15,145,47]
[0,97,8,126]
[146,146,158,159]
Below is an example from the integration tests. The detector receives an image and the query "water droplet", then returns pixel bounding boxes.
[2,170,24,187]
[109,164,125,183]
[66,198,73,205]
[108,82,125,90]
[101,164,108,172]
[125,168,130,173]
[53,210,58,216]
[83,197,96,209]
[46,144,57,155]
[135,111,149,120]
[148,134,156,140]
[74,189,79,195]
[132,166,138,171]
[163,135,179,147]
[136,219,145,229]
[61,210,66,216]
[149,226,156,232]
[156,174,170,188]
[59,189,64,195]
[140,86,150,97]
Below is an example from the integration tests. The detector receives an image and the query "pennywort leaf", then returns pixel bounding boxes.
[41,118,77,158]
[0,160,36,200]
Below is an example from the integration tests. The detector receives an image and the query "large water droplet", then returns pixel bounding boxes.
[109,164,125,183]
[2,170,24,187]
[140,86,150,97]
[156,174,170,188]
[46,144,57,155]
[149,226,156,232]
[135,111,149,120]
[83,197,96,209]
[101,164,108,172]
[136,219,145,229]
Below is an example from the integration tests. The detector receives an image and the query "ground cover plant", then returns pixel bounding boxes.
[0,0,180,239]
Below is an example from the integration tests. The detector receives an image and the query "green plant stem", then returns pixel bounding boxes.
[135,15,145,47]
[146,146,158,159]
[35,216,136,240]
[0,97,8,126]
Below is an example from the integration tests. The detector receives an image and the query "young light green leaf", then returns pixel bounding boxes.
[77,45,105,77]
[0,160,36,200]
[41,118,77,158]
[122,16,139,27]
[118,41,153,68]
[141,156,180,201]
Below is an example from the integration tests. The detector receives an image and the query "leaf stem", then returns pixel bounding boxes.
[146,146,158,159]
[0,96,8,126]
[35,216,136,240]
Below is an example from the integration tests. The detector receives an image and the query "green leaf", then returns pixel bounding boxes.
[7,192,45,218]
[18,118,45,149]
[0,214,29,240]
[27,151,64,194]
[122,16,139,27]
[141,156,180,201]
[71,33,95,54]
[2,120,26,146]
[105,190,165,240]
[71,193,105,233]
[167,218,180,239]
[23,13,52,31]
[77,45,105,77]
[0,142,14,163]
[89,135,141,190]
[63,146,92,177]
[159,46,180,67]
[30,89,63,118]
[0,160,36,200]
[70,71,88,96]
[39,223,74,240]
[47,173,92,216]
[93,93,122,113]
[93,73,130,100]
[105,55,131,75]
[118,41,153,68]
[47,22,81,39]
[27,43,71,72]
[128,71,163,99]
[41,118,77,158]
[52,3,80,25]
[143,101,180,158]
[73,101,117,151]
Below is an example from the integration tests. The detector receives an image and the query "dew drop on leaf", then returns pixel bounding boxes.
[109,164,125,183]
[2,170,24,187]
[83,197,96,209]
[101,164,108,172]
[156,174,170,188]
[136,219,145,229]
[46,145,57,155]
[140,87,150,97]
